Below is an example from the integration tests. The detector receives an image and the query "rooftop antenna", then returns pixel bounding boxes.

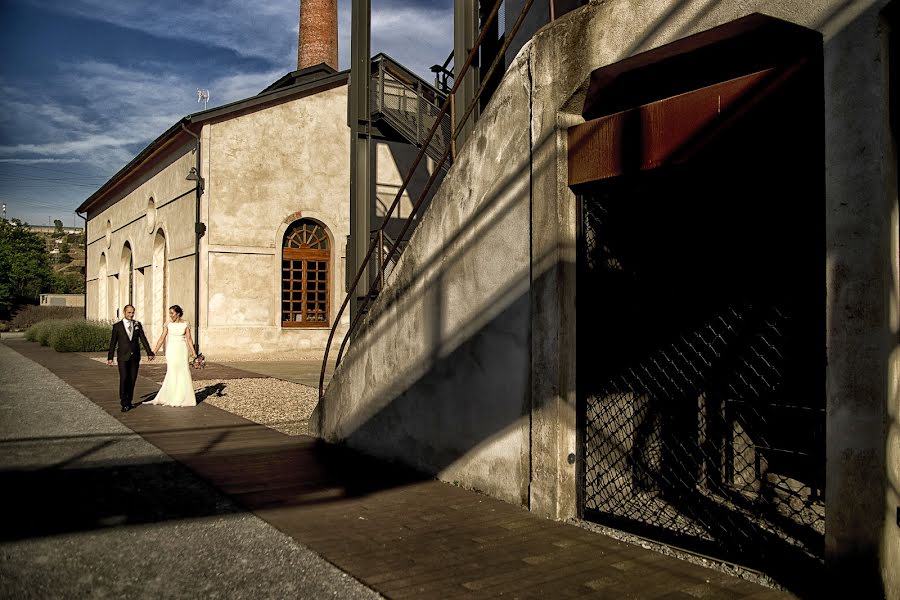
[197,88,210,110]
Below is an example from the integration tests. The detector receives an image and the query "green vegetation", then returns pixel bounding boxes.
[49,319,111,352]
[25,318,111,352]
[11,305,82,330]
[52,270,83,293]
[0,219,53,312]
[0,219,86,319]
[25,318,67,345]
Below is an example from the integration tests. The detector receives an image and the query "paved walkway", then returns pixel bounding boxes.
[0,342,380,600]
[4,340,797,599]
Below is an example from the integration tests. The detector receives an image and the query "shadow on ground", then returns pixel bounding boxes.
[0,431,429,543]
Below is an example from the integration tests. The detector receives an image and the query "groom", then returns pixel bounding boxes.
[107,304,154,412]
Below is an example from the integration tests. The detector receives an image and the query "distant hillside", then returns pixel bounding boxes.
[25,225,85,275]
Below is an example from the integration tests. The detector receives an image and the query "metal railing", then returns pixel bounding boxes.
[430,51,455,95]
[370,228,408,295]
[371,55,452,167]
[320,0,535,400]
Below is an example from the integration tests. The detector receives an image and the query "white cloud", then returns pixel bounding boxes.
[4,0,453,225]
[0,158,83,164]
[210,69,286,105]
[338,2,454,78]
[27,0,453,79]
[0,135,133,157]
[0,57,292,177]
[27,0,299,65]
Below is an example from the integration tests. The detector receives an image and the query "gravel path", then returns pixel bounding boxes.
[0,343,381,600]
[196,378,318,436]
[87,355,319,436]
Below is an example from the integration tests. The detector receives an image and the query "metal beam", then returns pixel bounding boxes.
[349,0,372,322]
[454,0,479,150]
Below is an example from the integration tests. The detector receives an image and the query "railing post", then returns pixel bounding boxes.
[376,60,384,114]
[450,93,457,159]
[378,229,385,291]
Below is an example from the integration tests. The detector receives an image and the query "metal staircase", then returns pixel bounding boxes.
[370,54,453,169]
[322,0,535,397]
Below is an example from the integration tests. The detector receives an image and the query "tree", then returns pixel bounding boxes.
[53,219,64,235]
[0,219,54,311]
[51,271,84,294]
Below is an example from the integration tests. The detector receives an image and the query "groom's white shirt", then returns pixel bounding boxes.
[123,319,133,340]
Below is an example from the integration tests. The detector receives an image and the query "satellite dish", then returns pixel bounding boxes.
[197,89,210,109]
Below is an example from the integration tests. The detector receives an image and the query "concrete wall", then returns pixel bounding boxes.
[315,0,898,594]
[312,53,534,505]
[40,294,85,307]
[531,0,898,594]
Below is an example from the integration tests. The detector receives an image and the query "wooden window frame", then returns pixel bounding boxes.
[281,222,331,328]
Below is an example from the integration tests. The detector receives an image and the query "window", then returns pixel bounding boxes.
[127,254,134,305]
[282,220,330,327]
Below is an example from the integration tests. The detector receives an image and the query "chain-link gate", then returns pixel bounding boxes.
[577,176,825,581]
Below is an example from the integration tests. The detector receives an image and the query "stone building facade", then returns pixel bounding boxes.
[79,65,425,358]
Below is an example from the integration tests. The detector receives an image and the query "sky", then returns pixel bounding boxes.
[0,0,454,227]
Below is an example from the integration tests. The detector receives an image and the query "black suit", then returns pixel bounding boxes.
[108,320,154,407]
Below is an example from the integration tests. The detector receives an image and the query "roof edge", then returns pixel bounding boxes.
[77,69,350,216]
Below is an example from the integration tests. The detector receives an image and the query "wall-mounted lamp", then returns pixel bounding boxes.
[186,167,205,192]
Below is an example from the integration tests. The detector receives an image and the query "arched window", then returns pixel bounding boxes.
[282,219,330,327]
[122,243,133,306]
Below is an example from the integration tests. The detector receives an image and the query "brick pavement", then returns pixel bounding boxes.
[5,340,798,599]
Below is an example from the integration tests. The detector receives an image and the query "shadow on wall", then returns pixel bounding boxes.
[310,2,894,598]
[376,140,445,243]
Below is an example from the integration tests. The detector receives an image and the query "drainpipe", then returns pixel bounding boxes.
[76,211,87,319]
[180,122,204,355]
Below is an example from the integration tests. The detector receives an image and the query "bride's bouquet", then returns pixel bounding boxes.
[191,353,206,370]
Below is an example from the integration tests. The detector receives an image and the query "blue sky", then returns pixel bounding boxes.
[0,0,454,227]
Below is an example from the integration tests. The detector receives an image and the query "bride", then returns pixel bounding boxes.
[145,304,198,407]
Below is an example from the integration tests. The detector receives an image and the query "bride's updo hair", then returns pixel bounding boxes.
[169,305,184,317]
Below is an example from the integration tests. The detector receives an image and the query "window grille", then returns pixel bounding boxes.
[282,220,330,327]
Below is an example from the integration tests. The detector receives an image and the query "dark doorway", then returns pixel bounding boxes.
[572,15,825,595]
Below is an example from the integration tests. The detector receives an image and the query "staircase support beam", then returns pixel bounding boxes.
[349,0,373,322]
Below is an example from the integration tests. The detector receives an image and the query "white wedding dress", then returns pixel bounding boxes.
[145,321,197,407]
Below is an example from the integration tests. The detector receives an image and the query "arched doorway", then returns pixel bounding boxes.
[152,230,168,341]
[120,242,133,309]
[98,253,108,320]
[281,219,330,327]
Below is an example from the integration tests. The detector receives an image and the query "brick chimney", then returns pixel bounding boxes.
[297,0,338,70]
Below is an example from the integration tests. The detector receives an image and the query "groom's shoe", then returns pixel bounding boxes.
[121,404,133,413]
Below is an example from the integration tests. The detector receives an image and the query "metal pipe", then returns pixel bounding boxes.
[180,122,202,355]
[378,229,385,291]
[76,211,87,319]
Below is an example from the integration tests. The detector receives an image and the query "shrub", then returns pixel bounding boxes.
[26,319,67,345]
[50,320,111,352]
[0,322,8,332]
[12,305,82,330]
[26,318,111,351]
